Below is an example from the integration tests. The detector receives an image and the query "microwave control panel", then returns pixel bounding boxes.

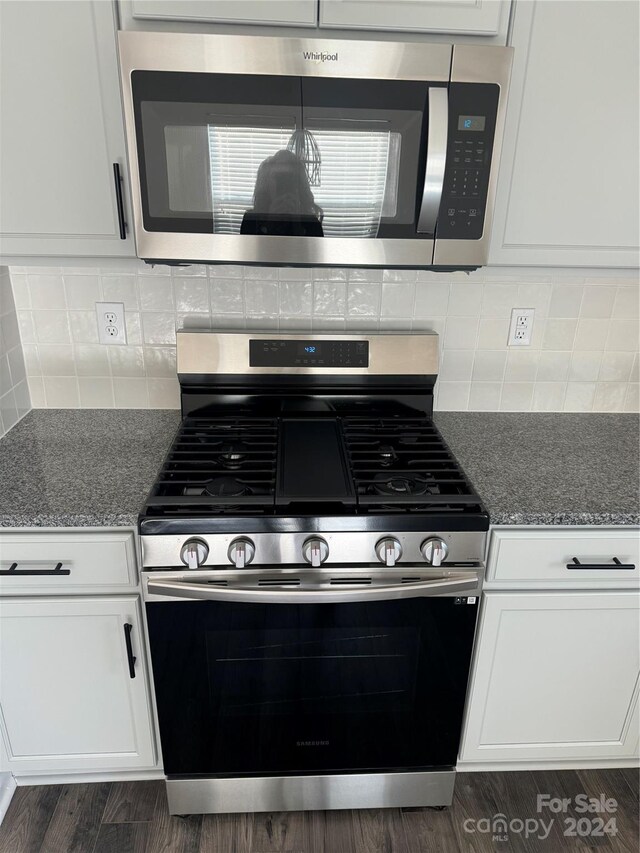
[436,83,500,241]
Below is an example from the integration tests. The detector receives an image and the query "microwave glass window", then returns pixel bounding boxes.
[133,71,432,239]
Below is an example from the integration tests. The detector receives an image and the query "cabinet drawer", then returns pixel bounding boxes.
[0,531,137,593]
[487,528,640,586]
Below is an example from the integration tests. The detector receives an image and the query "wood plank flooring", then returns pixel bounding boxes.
[0,769,637,853]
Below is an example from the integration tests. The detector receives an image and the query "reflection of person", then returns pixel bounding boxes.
[241,149,324,237]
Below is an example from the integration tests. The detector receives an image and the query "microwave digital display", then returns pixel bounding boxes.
[458,115,486,131]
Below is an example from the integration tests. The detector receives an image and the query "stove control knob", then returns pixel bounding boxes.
[180,538,209,570]
[228,538,255,569]
[421,538,449,567]
[302,537,329,567]
[375,537,402,567]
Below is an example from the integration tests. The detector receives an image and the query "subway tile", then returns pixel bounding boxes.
[312,268,347,282]
[477,318,509,349]
[125,312,143,345]
[549,285,583,318]
[532,382,567,412]
[471,350,506,381]
[440,349,475,381]
[171,264,207,277]
[541,319,577,350]
[17,311,36,344]
[113,377,149,408]
[279,281,312,315]
[380,283,415,318]
[78,377,114,408]
[13,379,30,417]
[504,349,540,381]
[414,282,450,317]
[0,274,14,317]
[148,378,180,408]
[1,313,22,352]
[9,273,30,309]
[598,351,635,382]
[347,283,381,316]
[142,313,177,345]
[144,347,176,378]
[173,277,210,312]
[245,315,278,330]
[101,275,139,310]
[517,282,551,316]
[593,382,627,412]
[380,318,412,331]
[38,345,76,377]
[0,354,11,391]
[0,390,18,432]
[7,346,26,386]
[568,351,602,381]
[69,310,99,344]
[32,311,71,345]
[573,318,609,350]
[383,269,417,283]
[244,281,279,314]
[210,314,245,329]
[63,275,100,310]
[28,274,65,308]
[312,317,346,331]
[612,286,640,319]
[605,319,639,351]
[536,350,571,381]
[243,266,278,280]
[313,282,346,316]
[443,317,478,350]
[435,381,470,411]
[208,264,243,279]
[280,315,313,331]
[468,382,502,411]
[481,283,517,318]
[563,382,595,412]
[137,262,172,276]
[500,382,534,411]
[109,346,145,377]
[210,279,244,313]
[343,317,380,332]
[43,377,79,408]
[624,383,639,412]
[176,312,211,330]
[448,282,482,317]
[27,376,45,408]
[279,267,312,281]
[347,268,383,282]
[579,285,615,318]
[22,344,41,376]
[631,353,639,382]
[74,345,110,377]
[138,277,174,311]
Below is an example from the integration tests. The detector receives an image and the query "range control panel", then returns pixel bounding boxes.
[250,339,369,368]
[437,83,500,241]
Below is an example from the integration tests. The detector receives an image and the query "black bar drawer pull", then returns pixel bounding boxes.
[0,562,70,576]
[124,623,137,678]
[113,162,127,240]
[566,557,636,571]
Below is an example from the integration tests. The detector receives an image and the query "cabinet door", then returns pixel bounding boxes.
[130,0,317,26]
[0,596,156,774]
[320,0,507,35]
[489,0,640,267]
[0,1,134,258]
[460,591,640,764]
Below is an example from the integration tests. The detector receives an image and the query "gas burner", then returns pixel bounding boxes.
[369,473,436,497]
[182,477,251,498]
[378,444,398,467]
[217,443,248,470]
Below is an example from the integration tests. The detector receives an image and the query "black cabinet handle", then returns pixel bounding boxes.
[0,562,70,576]
[566,557,636,570]
[124,623,137,678]
[113,162,128,240]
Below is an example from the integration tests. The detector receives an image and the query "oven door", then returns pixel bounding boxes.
[144,569,480,779]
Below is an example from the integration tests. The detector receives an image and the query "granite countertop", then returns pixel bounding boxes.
[0,410,637,528]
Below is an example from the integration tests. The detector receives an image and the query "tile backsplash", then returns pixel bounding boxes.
[0,266,30,435]
[8,262,639,413]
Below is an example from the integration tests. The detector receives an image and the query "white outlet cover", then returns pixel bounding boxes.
[96,302,127,346]
[508,308,535,346]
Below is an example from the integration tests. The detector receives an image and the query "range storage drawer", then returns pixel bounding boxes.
[487,527,640,586]
[0,531,138,593]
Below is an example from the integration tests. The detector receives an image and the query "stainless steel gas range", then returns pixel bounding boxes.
[139,330,489,816]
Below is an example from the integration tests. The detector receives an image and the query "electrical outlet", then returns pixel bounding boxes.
[508,308,535,346]
[96,302,127,345]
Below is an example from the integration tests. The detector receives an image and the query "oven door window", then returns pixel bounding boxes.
[131,72,431,239]
[146,597,478,777]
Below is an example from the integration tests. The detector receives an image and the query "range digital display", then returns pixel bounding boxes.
[250,340,369,368]
[458,115,486,132]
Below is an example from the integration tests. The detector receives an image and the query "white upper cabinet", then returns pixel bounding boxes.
[489,0,640,267]
[320,0,508,36]
[130,0,317,26]
[0,1,134,259]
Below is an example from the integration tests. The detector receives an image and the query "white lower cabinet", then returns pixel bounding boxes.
[460,590,640,765]
[0,595,156,775]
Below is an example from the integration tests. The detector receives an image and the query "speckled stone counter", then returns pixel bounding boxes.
[435,412,639,526]
[0,410,181,527]
[0,410,637,528]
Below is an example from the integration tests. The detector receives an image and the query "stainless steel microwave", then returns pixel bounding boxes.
[118,32,512,270]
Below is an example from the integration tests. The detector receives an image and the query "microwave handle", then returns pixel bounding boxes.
[417,87,449,235]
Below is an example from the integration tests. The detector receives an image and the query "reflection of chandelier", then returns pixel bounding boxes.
[287,128,321,186]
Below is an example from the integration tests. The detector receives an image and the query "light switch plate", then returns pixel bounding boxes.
[96,302,126,345]
[508,308,534,346]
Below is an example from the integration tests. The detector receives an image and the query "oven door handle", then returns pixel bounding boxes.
[146,574,478,604]
[417,86,449,235]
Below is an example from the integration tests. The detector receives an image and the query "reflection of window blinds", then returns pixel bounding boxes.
[207,126,393,236]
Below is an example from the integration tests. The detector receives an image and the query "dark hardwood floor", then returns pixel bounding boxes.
[0,769,637,853]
